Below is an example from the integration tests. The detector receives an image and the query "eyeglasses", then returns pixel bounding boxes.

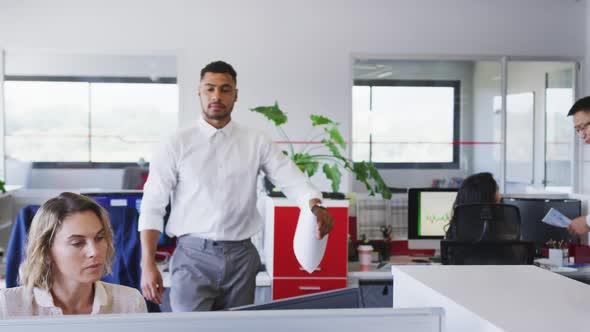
[574,121,590,134]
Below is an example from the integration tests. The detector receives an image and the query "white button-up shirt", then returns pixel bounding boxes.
[0,281,147,318]
[138,116,322,241]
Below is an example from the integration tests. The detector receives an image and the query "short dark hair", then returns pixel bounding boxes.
[200,61,237,84]
[567,96,590,116]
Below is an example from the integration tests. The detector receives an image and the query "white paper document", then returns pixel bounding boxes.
[542,208,572,228]
[293,207,328,273]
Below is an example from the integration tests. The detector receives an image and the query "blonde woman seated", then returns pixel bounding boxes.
[0,192,147,317]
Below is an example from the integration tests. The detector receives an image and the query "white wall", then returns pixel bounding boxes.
[5,53,176,78]
[0,0,587,192]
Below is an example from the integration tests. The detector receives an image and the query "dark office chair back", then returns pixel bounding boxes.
[442,204,533,265]
[441,240,535,265]
[452,203,521,242]
[5,205,39,287]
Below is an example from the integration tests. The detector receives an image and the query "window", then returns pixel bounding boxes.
[545,67,575,190]
[4,77,178,166]
[352,80,460,169]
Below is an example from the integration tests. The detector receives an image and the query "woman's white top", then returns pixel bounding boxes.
[0,281,147,318]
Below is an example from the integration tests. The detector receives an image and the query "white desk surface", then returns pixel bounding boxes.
[392,265,590,332]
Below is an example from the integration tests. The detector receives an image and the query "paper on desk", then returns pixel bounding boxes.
[293,207,328,274]
[542,208,572,228]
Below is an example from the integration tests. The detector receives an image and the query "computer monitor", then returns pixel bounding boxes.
[231,287,362,310]
[81,191,143,212]
[502,197,581,249]
[408,188,458,251]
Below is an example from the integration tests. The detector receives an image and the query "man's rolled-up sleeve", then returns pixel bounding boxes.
[260,134,322,210]
[138,137,178,233]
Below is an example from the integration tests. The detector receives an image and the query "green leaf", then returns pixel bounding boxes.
[324,127,346,149]
[300,161,319,177]
[311,115,333,126]
[291,153,311,164]
[352,162,370,183]
[321,139,343,159]
[367,163,392,199]
[322,164,342,193]
[291,153,319,177]
[249,102,288,126]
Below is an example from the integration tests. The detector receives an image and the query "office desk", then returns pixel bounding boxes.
[392,265,590,332]
[555,266,590,283]
[0,308,445,332]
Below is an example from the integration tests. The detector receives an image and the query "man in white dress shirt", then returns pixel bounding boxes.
[138,61,334,311]
[567,96,590,237]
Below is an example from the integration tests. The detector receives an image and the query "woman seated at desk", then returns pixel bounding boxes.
[0,192,147,317]
[445,172,501,239]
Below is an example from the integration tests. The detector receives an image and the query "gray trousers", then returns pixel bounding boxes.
[170,236,261,311]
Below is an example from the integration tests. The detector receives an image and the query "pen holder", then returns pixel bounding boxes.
[548,248,568,267]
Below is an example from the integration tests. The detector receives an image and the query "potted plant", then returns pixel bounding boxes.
[250,102,392,199]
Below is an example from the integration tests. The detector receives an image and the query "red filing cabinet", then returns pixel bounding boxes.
[263,197,348,300]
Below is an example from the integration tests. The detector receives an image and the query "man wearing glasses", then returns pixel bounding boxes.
[567,96,590,236]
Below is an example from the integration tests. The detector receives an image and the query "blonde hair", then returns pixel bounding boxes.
[18,192,115,290]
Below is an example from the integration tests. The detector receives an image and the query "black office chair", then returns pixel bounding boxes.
[442,203,534,265]
[450,203,521,242]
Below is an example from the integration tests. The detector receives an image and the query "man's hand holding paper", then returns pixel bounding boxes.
[313,207,334,240]
[542,208,572,228]
[568,216,590,236]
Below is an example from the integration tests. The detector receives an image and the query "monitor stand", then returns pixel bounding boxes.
[407,239,441,257]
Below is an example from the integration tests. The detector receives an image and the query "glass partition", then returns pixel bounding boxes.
[545,66,575,191]
[505,61,576,194]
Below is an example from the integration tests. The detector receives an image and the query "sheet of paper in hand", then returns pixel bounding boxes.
[542,208,572,228]
[293,207,328,273]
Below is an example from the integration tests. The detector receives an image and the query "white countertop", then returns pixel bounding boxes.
[392,265,590,332]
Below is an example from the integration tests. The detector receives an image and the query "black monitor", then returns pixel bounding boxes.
[407,188,458,250]
[502,197,581,248]
[231,287,362,310]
